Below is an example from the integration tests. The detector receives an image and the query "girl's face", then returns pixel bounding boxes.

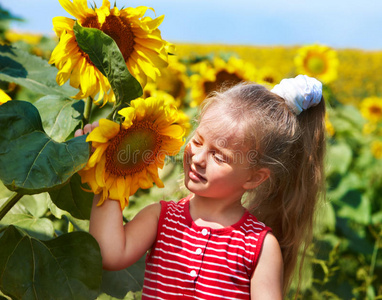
[183,109,256,201]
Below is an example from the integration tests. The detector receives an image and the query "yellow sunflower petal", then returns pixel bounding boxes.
[99,118,120,139]
[87,143,109,169]
[118,107,136,128]
[58,0,91,21]
[116,176,128,210]
[158,124,185,139]
[95,155,107,188]
[0,89,11,105]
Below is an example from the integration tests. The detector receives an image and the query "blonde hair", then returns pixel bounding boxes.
[200,82,326,293]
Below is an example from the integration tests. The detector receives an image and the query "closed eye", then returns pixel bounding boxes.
[192,138,202,146]
[212,152,226,163]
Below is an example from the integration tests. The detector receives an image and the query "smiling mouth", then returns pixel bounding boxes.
[189,166,206,182]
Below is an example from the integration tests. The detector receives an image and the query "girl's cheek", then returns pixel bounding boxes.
[183,143,192,165]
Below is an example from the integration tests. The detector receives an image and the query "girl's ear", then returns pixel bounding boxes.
[243,168,270,190]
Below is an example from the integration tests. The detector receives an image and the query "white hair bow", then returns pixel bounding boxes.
[271,75,323,115]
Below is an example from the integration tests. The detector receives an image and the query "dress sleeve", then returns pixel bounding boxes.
[252,227,273,271]
[157,200,169,229]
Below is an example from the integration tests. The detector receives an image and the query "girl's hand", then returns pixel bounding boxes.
[74,121,99,137]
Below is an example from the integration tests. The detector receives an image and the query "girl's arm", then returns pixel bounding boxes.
[76,123,161,270]
[89,195,160,270]
[250,233,283,300]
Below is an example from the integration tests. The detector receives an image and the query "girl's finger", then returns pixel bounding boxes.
[91,121,99,131]
[74,128,84,137]
[84,123,93,134]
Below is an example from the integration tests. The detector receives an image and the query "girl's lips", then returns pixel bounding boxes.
[189,166,206,182]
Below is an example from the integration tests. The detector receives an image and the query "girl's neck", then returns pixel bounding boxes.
[189,194,246,229]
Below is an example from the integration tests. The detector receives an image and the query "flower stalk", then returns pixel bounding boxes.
[0,193,24,221]
[83,96,93,126]
[106,103,129,122]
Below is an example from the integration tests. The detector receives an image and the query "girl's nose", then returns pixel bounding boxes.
[192,147,207,168]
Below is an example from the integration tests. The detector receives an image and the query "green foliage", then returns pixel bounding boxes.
[100,255,146,298]
[0,24,148,298]
[0,226,102,300]
[0,44,77,99]
[34,95,84,143]
[73,22,143,107]
[49,173,93,220]
[0,100,89,195]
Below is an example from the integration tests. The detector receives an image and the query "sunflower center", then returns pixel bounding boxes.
[370,105,382,117]
[105,121,162,176]
[263,76,275,84]
[101,15,135,62]
[305,54,327,75]
[158,75,185,100]
[203,71,242,95]
[81,14,135,63]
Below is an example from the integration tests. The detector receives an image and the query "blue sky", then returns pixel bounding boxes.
[1,0,381,50]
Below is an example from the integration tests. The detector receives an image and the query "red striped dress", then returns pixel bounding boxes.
[142,195,271,299]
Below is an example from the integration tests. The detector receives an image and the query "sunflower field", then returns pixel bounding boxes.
[0,1,382,300]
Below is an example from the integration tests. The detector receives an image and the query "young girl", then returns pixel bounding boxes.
[76,75,326,299]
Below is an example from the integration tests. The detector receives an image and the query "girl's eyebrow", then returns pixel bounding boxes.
[194,131,203,140]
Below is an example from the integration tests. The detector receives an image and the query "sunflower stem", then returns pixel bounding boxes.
[107,103,127,122]
[106,106,117,121]
[83,96,93,126]
[0,193,23,221]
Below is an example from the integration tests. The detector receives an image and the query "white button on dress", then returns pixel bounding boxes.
[195,248,202,255]
[190,270,197,277]
[201,228,208,236]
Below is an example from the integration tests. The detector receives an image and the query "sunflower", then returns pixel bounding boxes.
[154,55,190,106]
[190,56,256,107]
[0,89,11,105]
[294,44,339,84]
[371,140,382,159]
[360,97,382,123]
[363,122,377,135]
[325,112,335,137]
[256,66,282,88]
[5,30,43,45]
[49,0,170,105]
[143,83,192,136]
[79,97,186,209]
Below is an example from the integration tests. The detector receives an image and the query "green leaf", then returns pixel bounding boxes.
[336,191,371,225]
[18,193,50,218]
[326,142,353,176]
[371,210,382,225]
[315,201,336,234]
[0,100,90,194]
[335,217,374,255]
[0,192,49,219]
[47,199,68,220]
[49,173,93,220]
[0,213,54,241]
[0,44,77,98]
[35,95,84,142]
[0,226,102,300]
[100,255,146,298]
[73,22,143,105]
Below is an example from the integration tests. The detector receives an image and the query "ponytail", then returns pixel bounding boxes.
[248,95,326,293]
